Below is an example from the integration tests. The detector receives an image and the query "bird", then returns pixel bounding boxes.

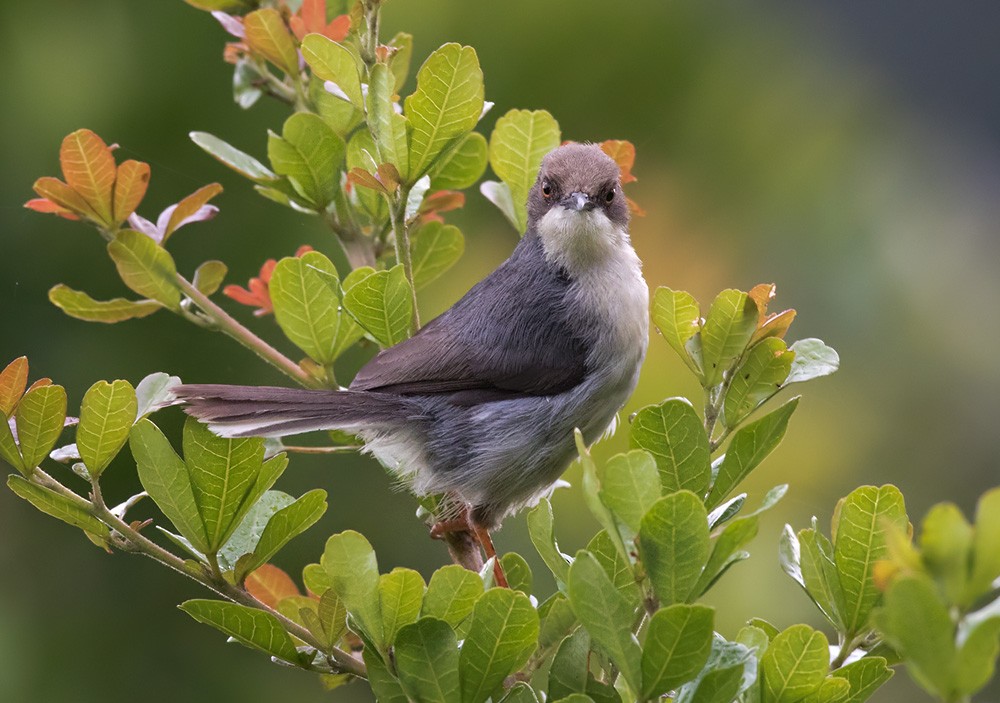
[175,143,649,579]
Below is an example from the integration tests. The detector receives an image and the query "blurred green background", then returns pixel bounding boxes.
[2,1,999,701]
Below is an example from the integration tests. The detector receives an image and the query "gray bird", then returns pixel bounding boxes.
[176,143,649,549]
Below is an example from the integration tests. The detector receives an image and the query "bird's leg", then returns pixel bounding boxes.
[429,505,508,587]
[472,522,509,589]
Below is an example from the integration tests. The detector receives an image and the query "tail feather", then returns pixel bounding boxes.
[173,384,413,438]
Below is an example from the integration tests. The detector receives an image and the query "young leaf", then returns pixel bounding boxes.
[32,176,99,221]
[785,339,840,385]
[269,253,342,364]
[651,287,702,374]
[405,43,485,179]
[639,491,710,606]
[479,181,519,231]
[7,475,110,540]
[834,485,907,636]
[15,384,67,471]
[218,490,295,571]
[342,264,413,347]
[597,449,660,532]
[267,113,345,209]
[641,604,715,699]
[674,636,756,703]
[112,159,151,224]
[60,129,116,225]
[107,230,182,310]
[48,285,161,323]
[706,396,799,509]
[694,515,758,597]
[576,430,630,564]
[567,550,642,692]
[459,588,540,703]
[179,599,304,665]
[722,337,794,427]
[969,488,1000,600]
[587,530,642,606]
[410,222,464,289]
[245,563,300,608]
[368,63,410,179]
[548,628,617,702]
[0,411,23,472]
[244,8,299,75]
[190,132,277,182]
[421,564,484,628]
[954,614,1000,698]
[322,530,384,647]
[130,419,209,554]
[759,625,829,703]
[0,357,28,417]
[240,489,327,577]
[700,289,758,387]
[527,499,572,587]
[830,657,893,703]
[379,568,426,645]
[499,553,533,595]
[920,502,973,605]
[77,379,137,478]
[163,183,223,241]
[430,132,488,190]
[537,594,577,655]
[630,398,711,494]
[487,109,561,232]
[192,261,228,297]
[301,33,363,108]
[394,617,461,703]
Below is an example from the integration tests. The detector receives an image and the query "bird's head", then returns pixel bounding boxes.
[527,143,631,272]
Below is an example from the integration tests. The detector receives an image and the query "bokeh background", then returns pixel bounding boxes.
[2,1,999,701]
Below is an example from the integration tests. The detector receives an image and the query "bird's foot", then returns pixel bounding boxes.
[429,508,509,588]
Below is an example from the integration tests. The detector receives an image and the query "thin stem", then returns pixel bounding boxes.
[281,445,364,455]
[175,275,321,389]
[388,188,421,332]
[358,0,382,71]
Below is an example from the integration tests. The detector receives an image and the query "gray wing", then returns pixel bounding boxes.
[350,235,587,403]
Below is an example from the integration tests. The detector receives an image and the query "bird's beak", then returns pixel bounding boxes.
[561,191,597,212]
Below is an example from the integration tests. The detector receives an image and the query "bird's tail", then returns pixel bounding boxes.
[173,384,414,438]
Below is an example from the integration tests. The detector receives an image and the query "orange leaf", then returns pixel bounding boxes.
[0,357,29,416]
[25,378,53,394]
[24,198,80,221]
[420,190,465,215]
[600,140,637,184]
[300,0,325,33]
[752,308,797,345]
[626,196,646,217]
[33,176,100,221]
[244,8,300,76]
[245,564,300,608]
[112,160,151,224]
[324,15,351,42]
[748,283,776,324]
[164,183,223,239]
[348,168,388,194]
[59,129,117,224]
[376,163,401,192]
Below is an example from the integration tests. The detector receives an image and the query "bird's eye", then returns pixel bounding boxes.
[606,189,616,203]
[542,181,552,198]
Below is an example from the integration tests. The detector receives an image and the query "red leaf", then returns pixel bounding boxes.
[324,14,350,42]
[245,564,300,608]
[600,140,637,184]
[24,198,80,221]
[59,129,117,225]
[33,176,100,221]
[112,160,151,224]
[0,357,29,416]
[420,190,465,216]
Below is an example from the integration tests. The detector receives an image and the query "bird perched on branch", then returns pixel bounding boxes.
[175,143,649,582]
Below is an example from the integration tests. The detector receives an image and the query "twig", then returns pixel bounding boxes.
[388,188,421,332]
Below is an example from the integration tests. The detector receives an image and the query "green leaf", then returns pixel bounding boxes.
[639,491,710,606]
[269,252,343,365]
[527,499,571,586]
[219,490,294,571]
[548,628,619,703]
[651,287,702,374]
[182,417,266,553]
[310,74,363,137]
[411,222,464,289]
[317,588,348,648]
[7,474,110,539]
[15,384,67,471]
[107,230,181,310]
[833,485,908,636]
[394,617,461,703]
[243,8,298,75]
[785,339,839,385]
[301,33,363,108]
[459,588,540,703]
[130,419,209,553]
[380,568,426,645]
[343,263,413,347]
[567,550,642,692]
[587,529,641,606]
[430,132,488,190]
[780,525,845,630]
[405,43,485,179]
[706,396,799,509]
[190,131,276,182]
[537,594,578,654]
[192,260,228,296]
[48,284,161,323]
[723,337,794,427]
[267,113,345,209]
[641,604,715,699]
[500,683,539,703]
[760,625,829,703]
[954,614,1000,697]
[801,678,851,703]
[699,289,757,387]
[346,130,389,222]
[576,430,631,565]
[674,637,756,703]
[597,449,660,533]
[365,646,408,703]
[239,489,327,578]
[499,553,533,595]
[179,599,303,665]
[422,564,484,628]
[830,657,893,703]
[322,530,383,647]
[479,180,519,231]
[487,109,561,232]
[134,372,181,420]
[0,411,23,472]
[387,31,413,91]
[969,488,1000,600]
[694,515,758,597]
[920,502,974,605]
[873,574,955,699]
[630,398,710,494]
[369,62,410,179]
[77,379,137,478]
